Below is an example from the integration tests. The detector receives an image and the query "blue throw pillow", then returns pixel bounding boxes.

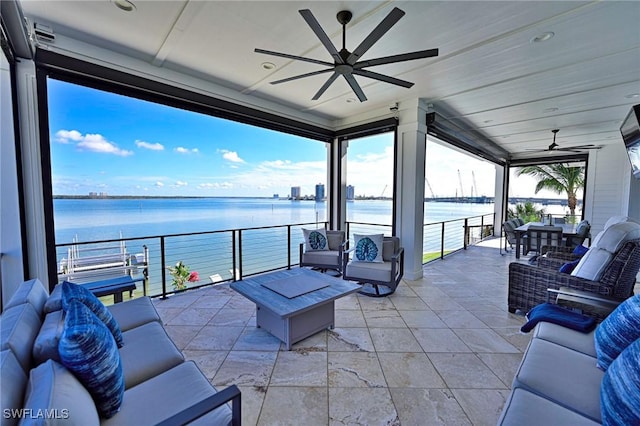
[559,259,580,273]
[595,295,640,371]
[58,300,124,418]
[573,244,589,256]
[600,338,640,425]
[61,281,123,347]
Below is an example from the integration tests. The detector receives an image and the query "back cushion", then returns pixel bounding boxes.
[572,221,640,280]
[0,303,42,372]
[32,309,65,365]
[21,360,100,426]
[382,238,398,261]
[326,231,345,251]
[1,350,28,426]
[5,279,49,314]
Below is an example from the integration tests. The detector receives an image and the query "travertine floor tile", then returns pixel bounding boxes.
[391,388,471,425]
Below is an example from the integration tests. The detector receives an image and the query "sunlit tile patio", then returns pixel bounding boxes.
[153,239,531,426]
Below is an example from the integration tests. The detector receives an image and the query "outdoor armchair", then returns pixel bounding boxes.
[342,236,404,297]
[299,229,346,274]
[524,225,563,256]
[503,219,526,252]
[508,234,640,313]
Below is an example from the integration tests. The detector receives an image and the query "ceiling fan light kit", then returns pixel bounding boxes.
[255,7,439,102]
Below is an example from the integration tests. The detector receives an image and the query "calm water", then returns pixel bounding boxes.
[53,197,494,244]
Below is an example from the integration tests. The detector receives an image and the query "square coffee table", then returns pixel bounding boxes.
[230,268,360,349]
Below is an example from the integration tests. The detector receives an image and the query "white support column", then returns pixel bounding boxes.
[328,138,348,231]
[494,163,507,233]
[15,60,50,289]
[395,99,428,281]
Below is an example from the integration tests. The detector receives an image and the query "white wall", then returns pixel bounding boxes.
[1,49,25,308]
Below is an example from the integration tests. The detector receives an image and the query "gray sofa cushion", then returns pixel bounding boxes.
[5,279,49,314]
[326,230,345,251]
[498,388,599,426]
[513,338,603,422]
[302,250,341,267]
[533,322,596,357]
[43,283,63,313]
[0,303,41,372]
[1,350,28,426]
[119,321,184,389]
[21,359,100,426]
[101,361,232,426]
[33,309,65,365]
[106,296,160,331]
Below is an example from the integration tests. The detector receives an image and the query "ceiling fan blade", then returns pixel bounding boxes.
[354,48,439,69]
[270,68,334,85]
[346,7,405,65]
[312,72,340,100]
[299,9,343,64]
[343,73,367,102]
[352,69,414,88]
[255,48,333,67]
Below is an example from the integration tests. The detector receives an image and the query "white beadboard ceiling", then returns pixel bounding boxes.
[18,0,640,160]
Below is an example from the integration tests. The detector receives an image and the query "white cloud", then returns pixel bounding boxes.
[155,181,164,187]
[174,181,188,187]
[55,130,83,144]
[135,140,164,151]
[55,129,133,156]
[218,149,245,163]
[197,182,233,189]
[175,147,199,154]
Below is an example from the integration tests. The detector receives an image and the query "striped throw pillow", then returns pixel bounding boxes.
[594,295,640,370]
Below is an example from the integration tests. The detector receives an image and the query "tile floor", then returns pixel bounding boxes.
[154,239,532,426]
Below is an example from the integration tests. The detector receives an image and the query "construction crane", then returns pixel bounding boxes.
[425,177,436,199]
[472,171,479,199]
[380,184,388,198]
[457,169,464,198]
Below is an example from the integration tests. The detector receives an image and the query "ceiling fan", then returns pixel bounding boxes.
[255,7,439,102]
[526,129,603,153]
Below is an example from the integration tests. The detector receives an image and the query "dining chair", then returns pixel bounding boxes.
[525,225,563,256]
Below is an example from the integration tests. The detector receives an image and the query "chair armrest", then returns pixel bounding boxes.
[157,384,241,426]
[391,247,404,262]
[537,256,567,270]
[548,287,623,307]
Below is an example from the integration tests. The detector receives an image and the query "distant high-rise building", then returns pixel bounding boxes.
[291,186,301,199]
[315,183,325,201]
[346,185,355,200]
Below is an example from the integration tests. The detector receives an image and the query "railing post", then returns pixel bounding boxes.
[440,222,445,259]
[232,230,237,281]
[287,225,292,270]
[463,218,469,250]
[160,236,167,299]
[237,230,243,281]
[143,244,149,296]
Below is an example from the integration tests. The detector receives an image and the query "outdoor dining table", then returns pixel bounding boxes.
[514,221,578,259]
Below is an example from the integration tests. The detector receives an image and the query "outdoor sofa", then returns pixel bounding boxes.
[1,279,240,425]
[498,295,640,425]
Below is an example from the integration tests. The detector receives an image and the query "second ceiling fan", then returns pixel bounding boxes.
[527,129,603,153]
[255,7,439,102]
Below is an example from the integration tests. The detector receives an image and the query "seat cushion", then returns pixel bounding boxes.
[498,388,599,426]
[594,294,640,370]
[533,322,596,357]
[101,361,232,426]
[513,338,603,422]
[353,234,384,263]
[4,279,49,314]
[119,322,184,389]
[0,303,42,372]
[1,350,28,426]
[20,359,100,426]
[346,260,392,283]
[58,300,124,418]
[106,296,160,331]
[61,281,124,347]
[600,338,640,425]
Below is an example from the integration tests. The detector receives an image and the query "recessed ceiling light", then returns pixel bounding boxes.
[261,62,276,70]
[543,107,559,113]
[112,0,136,12]
[625,93,640,99]
[531,32,555,43]
[346,98,357,103]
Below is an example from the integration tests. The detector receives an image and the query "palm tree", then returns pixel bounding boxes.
[508,201,545,223]
[516,163,584,217]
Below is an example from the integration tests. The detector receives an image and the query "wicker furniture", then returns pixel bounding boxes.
[508,239,640,318]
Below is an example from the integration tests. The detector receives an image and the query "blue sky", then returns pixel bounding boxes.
[48,78,508,198]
